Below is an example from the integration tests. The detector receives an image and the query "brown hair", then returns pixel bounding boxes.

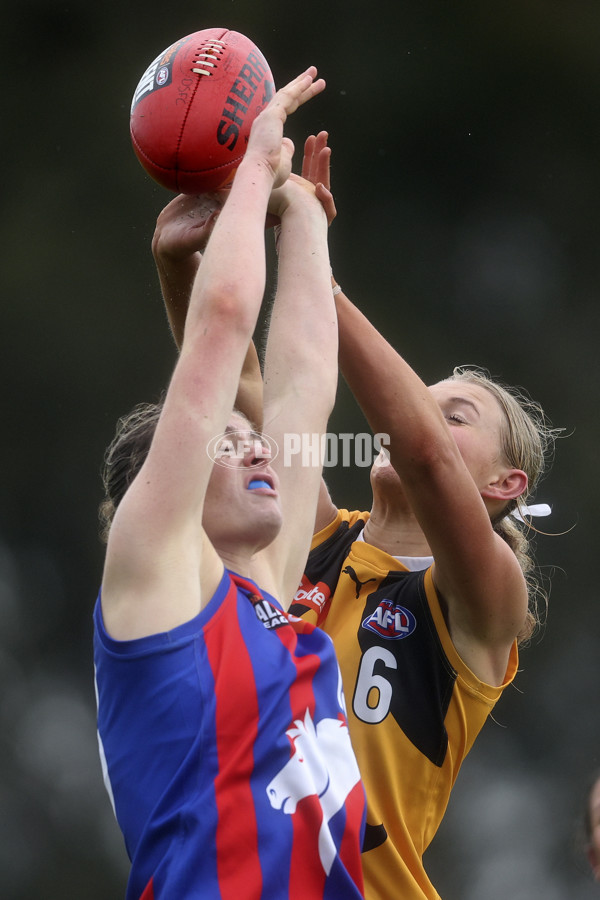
[98,399,255,544]
[447,366,561,643]
[98,399,164,544]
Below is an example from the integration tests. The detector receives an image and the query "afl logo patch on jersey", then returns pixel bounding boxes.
[362,599,417,640]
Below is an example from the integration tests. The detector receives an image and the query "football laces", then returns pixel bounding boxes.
[192,40,226,77]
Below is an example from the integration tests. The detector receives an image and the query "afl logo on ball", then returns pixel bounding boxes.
[156,66,170,86]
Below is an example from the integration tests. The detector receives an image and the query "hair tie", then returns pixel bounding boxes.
[511,503,551,523]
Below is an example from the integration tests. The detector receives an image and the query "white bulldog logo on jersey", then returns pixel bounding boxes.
[266,707,361,875]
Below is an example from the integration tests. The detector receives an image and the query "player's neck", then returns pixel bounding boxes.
[364,502,431,558]
[216,539,267,581]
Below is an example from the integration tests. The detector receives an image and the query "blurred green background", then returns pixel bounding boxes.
[2,0,599,896]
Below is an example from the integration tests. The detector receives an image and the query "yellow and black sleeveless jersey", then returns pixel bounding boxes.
[290,509,519,900]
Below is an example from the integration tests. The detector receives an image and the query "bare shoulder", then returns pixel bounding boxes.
[100,492,224,641]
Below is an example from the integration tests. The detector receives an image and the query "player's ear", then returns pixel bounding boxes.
[481,468,528,504]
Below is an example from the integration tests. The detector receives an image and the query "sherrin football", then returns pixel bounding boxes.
[130,28,275,193]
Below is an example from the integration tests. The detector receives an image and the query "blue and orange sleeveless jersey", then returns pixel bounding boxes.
[94,568,366,900]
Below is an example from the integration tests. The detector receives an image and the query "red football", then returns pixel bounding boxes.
[130,28,275,193]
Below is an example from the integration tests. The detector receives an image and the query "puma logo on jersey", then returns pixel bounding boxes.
[362,599,417,640]
[342,565,377,599]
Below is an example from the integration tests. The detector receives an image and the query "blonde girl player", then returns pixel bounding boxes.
[93,72,366,900]
[290,266,558,898]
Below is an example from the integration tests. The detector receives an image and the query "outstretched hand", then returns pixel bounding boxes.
[246,66,325,188]
[302,131,336,225]
[267,130,336,228]
[152,191,230,264]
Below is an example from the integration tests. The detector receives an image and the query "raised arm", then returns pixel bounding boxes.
[101,68,326,639]
[258,163,338,604]
[152,192,225,347]
[296,133,342,535]
[332,285,528,675]
[151,191,264,429]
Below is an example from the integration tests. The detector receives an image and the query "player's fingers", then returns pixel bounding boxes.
[297,77,326,109]
[302,131,329,185]
[270,69,315,112]
[302,134,317,180]
[273,68,324,120]
[315,183,336,225]
[202,208,221,230]
[313,131,329,153]
[316,145,331,191]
